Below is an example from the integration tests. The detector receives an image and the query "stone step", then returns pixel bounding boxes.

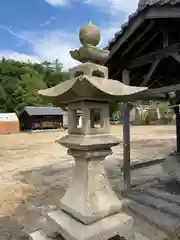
[124,208,168,240]
[146,187,180,204]
[128,190,180,218]
[128,200,180,237]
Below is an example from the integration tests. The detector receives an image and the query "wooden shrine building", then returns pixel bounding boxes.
[106,0,180,187]
[19,106,68,131]
[105,1,180,237]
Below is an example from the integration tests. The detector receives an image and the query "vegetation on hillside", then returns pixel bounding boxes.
[0,58,69,115]
[0,57,174,123]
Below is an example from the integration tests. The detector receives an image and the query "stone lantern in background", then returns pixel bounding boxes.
[29,22,148,240]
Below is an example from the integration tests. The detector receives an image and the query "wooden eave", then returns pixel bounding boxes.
[108,6,180,59]
[105,6,180,95]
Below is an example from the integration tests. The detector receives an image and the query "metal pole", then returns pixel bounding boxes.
[122,70,131,189]
[175,105,180,152]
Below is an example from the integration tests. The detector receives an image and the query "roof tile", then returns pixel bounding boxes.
[107,0,180,50]
[24,106,65,116]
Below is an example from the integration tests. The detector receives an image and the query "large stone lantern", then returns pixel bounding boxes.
[30,22,148,240]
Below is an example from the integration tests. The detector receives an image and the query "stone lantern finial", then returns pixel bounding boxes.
[79,21,101,46]
[70,21,109,65]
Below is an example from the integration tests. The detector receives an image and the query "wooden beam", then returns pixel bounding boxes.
[122,21,154,55]
[129,43,180,69]
[111,29,161,80]
[107,7,180,63]
[146,7,180,19]
[134,29,161,58]
[108,14,146,59]
[140,59,160,86]
[148,77,164,88]
[162,27,168,48]
[144,84,180,96]
[171,52,180,64]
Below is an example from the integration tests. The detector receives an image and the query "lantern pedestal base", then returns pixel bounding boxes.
[29,209,133,240]
[60,148,123,224]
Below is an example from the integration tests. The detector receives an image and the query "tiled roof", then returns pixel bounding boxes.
[108,0,180,50]
[0,113,18,122]
[24,106,65,116]
[138,0,180,11]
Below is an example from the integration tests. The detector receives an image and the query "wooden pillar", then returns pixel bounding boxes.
[175,105,180,152]
[122,70,131,189]
[174,92,180,153]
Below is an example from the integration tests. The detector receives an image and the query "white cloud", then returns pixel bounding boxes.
[44,0,138,15]
[0,29,79,70]
[23,30,79,70]
[40,16,56,27]
[0,24,122,70]
[0,51,41,63]
[0,0,138,70]
[85,0,138,15]
[45,0,69,6]
[31,31,79,70]
[101,25,121,46]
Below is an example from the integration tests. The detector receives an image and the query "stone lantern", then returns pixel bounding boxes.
[29,22,148,240]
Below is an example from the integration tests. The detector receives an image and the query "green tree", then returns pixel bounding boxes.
[0,58,69,115]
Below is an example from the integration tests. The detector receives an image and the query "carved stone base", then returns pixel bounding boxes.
[60,148,122,224]
[29,210,133,240]
[163,151,180,183]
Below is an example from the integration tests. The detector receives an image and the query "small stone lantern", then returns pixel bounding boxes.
[29,22,147,240]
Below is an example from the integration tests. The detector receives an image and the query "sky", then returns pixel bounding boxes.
[0,0,139,70]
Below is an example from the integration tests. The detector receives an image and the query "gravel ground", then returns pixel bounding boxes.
[0,125,176,239]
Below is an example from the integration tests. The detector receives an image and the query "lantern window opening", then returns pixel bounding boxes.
[90,108,103,129]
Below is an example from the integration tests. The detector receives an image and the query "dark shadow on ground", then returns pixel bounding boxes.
[154,179,180,195]
[130,139,175,148]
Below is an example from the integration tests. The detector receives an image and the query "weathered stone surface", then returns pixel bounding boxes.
[60,149,122,224]
[38,75,148,104]
[69,62,108,79]
[30,22,139,240]
[79,22,101,47]
[66,101,110,135]
[70,45,109,65]
[46,210,133,240]
[57,134,120,151]
[70,22,109,64]
[124,231,150,240]
[29,230,53,240]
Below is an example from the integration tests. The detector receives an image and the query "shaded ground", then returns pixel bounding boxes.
[0,125,176,239]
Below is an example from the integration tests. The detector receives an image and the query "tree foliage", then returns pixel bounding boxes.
[0,58,69,115]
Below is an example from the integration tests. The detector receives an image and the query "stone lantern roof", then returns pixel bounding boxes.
[38,73,148,104]
[38,22,147,104]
